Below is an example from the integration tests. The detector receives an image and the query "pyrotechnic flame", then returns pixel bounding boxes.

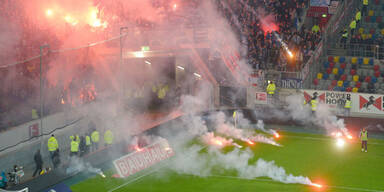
[274,132,280,139]
[287,50,293,58]
[247,140,254,145]
[346,135,353,140]
[311,183,322,188]
[215,140,223,146]
[173,3,177,10]
[64,15,78,26]
[336,138,345,148]
[135,145,143,152]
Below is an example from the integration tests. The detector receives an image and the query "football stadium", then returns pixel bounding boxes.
[0,0,384,192]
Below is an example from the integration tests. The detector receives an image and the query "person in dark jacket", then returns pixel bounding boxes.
[32,150,43,177]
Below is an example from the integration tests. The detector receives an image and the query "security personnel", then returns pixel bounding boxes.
[70,137,79,156]
[85,135,91,154]
[344,96,352,116]
[233,110,237,128]
[266,80,276,96]
[310,92,318,114]
[104,129,114,146]
[355,9,361,24]
[349,20,356,35]
[340,29,348,49]
[311,24,320,33]
[91,129,100,151]
[75,134,80,144]
[47,134,59,161]
[360,128,368,152]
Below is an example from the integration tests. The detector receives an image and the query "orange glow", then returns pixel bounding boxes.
[215,140,223,146]
[347,135,353,140]
[135,145,142,152]
[247,140,254,145]
[312,183,322,188]
[274,133,280,139]
[87,7,108,28]
[61,98,65,104]
[173,3,177,10]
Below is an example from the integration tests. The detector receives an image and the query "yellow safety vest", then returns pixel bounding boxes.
[85,136,91,146]
[91,131,99,143]
[70,140,79,152]
[233,111,236,119]
[311,99,317,111]
[76,135,80,144]
[342,31,348,38]
[104,130,113,145]
[356,11,361,21]
[312,25,320,33]
[32,109,39,119]
[363,0,368,5]
[350,20,356,29]
[361,131,368,141]
[47,137,58,151]
[344,100,352,108]
[266,83,276,95]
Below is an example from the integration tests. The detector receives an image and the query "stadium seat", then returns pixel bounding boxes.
[353,74,359,82]
[340,87,346,92]
[352,87,359,92]
[369,58,374,65]
[371,16,376,22]
[358,58,363,65]
[365,16,371,22]
[337,80,343,87]
[350,69,356,75]
[323,73,329,80]
[339,57,346,63]
[357,69,363,76]
[346,87,352,92]
[344,68,351,75]
[313,78,319,85]
[331,80,337,86]
[359,27,365,34]
[335,62,341,68]
[332,68,339,75]
[378,77,383,83]
[347,74,353,81]
[317,72,323,79]
[329,62,335,68]
[372,76,378,83]
[369,10,374,17]
[370,28,376,34]
[377,16,382,23]
[375,70,380,77]
[340,63,346,69]
[340,74,347,81]
[334,56,340,63]
[375,0,380,5]
[363,58,370,65]
[326,68,332,74]
[356,81,362,88]
[374,65,380,71]
[323,61,330,68]
[381,29,384,35]
[350,81,356,87]
[343,81,349,87]
[351,57,357,64]
[329,74,335,80]
[362,82,368,89]
[328,56,334,62]
[374,83,380,90]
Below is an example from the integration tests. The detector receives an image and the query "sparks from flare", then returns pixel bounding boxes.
[311,183,323,188]
[274,132,280,139]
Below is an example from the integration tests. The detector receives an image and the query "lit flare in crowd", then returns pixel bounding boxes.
[134,145,143,152]
[45,9,53,17]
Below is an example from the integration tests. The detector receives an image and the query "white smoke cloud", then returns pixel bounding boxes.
[169,146,313,186]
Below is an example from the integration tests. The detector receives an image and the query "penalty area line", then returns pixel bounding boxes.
[204,175,384,192]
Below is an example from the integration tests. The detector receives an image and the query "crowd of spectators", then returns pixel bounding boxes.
[216,0,322,72]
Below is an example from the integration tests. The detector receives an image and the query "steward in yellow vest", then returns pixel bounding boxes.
[104,130,114,146]
[360,128,368,152]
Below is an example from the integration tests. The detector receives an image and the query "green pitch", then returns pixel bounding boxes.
[70,130,384,192]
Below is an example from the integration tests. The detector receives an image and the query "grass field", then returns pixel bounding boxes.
[70,130,384,192]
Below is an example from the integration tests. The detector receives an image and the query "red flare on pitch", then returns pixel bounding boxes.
[311,183,322,188]
[274,133,280,138]
[247,140,254,145]
[134,145,143,152]
[347,135,353,140]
